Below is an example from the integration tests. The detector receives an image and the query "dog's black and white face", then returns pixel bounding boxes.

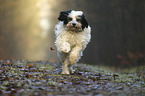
[58,10,88,32]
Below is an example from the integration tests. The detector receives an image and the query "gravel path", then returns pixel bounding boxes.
[0,60,145,96]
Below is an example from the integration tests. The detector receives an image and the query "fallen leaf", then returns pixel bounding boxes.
[50,47,55,51]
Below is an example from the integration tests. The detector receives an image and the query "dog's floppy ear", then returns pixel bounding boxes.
[58,10,72,21]
[81,14,88,29]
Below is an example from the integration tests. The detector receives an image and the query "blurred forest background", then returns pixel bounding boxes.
[0,0,145,67]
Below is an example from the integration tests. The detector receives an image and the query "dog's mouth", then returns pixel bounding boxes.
[67,26,82,32]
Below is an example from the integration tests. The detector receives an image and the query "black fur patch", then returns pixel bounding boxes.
[81,14,88,30]
[58,10,72,25]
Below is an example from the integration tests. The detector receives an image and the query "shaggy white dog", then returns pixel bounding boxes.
[54,10,91,74]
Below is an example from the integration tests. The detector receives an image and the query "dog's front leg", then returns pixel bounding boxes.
[69,46,83,73]
[55,40,71,53]
[58,52,70,74]
[62,58,70,74]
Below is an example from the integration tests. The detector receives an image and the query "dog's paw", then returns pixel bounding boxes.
[61,47,70,53]
[61,71,70,75]
[70,69,75,74]
[61,42,70,53]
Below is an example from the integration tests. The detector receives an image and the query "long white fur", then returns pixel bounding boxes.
[54,10,91,74]
[68,10,83,20]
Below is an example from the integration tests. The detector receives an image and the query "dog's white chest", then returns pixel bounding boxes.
[63,32,85,46]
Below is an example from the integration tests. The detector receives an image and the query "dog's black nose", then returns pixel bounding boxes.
[72,23,76,27]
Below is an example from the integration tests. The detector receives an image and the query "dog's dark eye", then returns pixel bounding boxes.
[68,18,72,21]
[76,19,81,22]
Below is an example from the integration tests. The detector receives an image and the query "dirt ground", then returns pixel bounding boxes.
[0,60,145,96]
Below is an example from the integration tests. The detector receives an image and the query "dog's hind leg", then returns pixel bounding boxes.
[58,52,70,74]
